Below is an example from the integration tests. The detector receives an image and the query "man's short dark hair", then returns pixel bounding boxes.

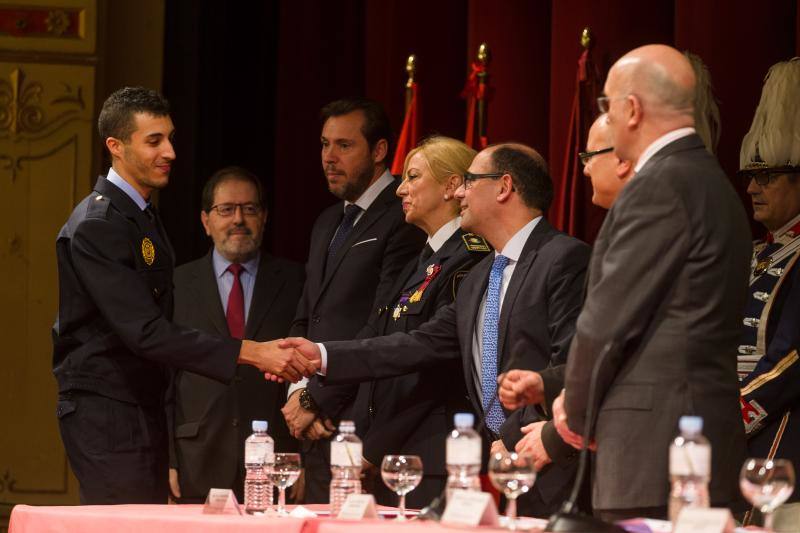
[490,145,553,212]
[321,98,393,165]
[201,166,265,212]
[98,87,170,142]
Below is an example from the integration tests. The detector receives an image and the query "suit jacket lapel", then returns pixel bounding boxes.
[496,218,554,363]
[319,181,398,293]
[245,254,284,339]
[198,251,229,336]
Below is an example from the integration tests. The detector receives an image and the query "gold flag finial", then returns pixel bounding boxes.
[405,54,416,89]
[477,42,490,66]
[580,27,592,49]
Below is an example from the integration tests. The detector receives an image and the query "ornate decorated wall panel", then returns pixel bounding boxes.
[0,0,97,515]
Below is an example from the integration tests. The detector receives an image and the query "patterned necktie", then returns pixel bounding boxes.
[481,254,510,433]
[328,204,362,261]
[226,263,245,339]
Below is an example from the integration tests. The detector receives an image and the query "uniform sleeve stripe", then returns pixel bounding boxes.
[741,350,799,396]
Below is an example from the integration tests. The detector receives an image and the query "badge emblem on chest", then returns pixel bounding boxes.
[141,237,155,266]
[753,257,772,277]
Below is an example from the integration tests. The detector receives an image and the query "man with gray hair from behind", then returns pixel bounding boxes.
[549,44,752,521]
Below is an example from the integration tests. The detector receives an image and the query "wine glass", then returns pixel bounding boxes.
[381,455,423,521]
[740,458,795,531]
[268,453,302,516]
[488,451,536,531]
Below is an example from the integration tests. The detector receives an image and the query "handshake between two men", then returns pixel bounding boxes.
[238,337,322,383]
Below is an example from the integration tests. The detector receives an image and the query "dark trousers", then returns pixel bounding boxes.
[57,392,168,504]
[302,439,332,503]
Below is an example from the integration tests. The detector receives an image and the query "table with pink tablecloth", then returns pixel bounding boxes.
[9,504,534,533]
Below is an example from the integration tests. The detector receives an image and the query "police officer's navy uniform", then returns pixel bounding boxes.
[53,173,239,504]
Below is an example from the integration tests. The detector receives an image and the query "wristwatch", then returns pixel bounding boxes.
[299,388,319,414]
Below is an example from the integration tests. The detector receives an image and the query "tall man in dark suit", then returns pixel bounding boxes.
[53,87,314,504]
[553,45,751,521]
[280,99,425,502]
[168,167,304,503]
[281,143,591,517]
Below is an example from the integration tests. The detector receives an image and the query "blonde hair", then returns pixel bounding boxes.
[402,136,477,185]
[685,51,721,154]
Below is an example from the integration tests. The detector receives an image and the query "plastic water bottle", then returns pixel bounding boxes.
[244,420,274,514]
[668,416,710,523]
[330,420,362,516]
[446,412,482,499]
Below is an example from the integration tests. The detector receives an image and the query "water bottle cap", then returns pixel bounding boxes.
[678,416,702,435]
[338,420,356,432]
[252,420,268,432]
[454,412,475,428]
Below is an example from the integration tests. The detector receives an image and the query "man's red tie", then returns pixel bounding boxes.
[226,263,245,339]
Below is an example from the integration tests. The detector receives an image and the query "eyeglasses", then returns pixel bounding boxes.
[596,94,631,114]
[738,166,800,187]
[578,147,614,165]
[462,171,506,189]
[208,203,262,217]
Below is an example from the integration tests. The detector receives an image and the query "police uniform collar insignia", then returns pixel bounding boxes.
[141,237,155,266]
[462,233,490,252]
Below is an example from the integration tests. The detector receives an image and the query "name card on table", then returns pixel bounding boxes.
[441,490,499,527]
[337,494,378,519]
[203,488,242,515]
[673,508,734,533]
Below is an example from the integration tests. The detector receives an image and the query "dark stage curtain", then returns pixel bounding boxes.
[161,0,800,264]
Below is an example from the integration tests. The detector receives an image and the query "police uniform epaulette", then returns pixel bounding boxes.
[461,233,491,253]
[86,194,112,220]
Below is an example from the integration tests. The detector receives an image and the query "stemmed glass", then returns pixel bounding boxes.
[381,455,423,521]
[488,451,536,531]
[740,458,795,531]
[268,453,302,516]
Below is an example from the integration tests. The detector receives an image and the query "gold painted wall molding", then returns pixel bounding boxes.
[0,0,96,55]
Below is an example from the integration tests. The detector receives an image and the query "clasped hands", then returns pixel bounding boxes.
[238,338,321,383]
[497,369,594,452]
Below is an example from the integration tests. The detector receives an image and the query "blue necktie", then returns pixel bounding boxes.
[481,254,509,433]
[328,204,362,261]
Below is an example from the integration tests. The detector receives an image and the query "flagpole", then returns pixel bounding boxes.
[476,42,490,147]
[404,54,416,113]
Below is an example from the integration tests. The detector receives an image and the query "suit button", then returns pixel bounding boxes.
[312,315,320,324]
[232,418,239,427]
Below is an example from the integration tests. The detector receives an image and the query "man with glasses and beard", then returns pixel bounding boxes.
[168,167,304,503]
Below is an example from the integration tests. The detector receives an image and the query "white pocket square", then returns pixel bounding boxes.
[351,238,378,248]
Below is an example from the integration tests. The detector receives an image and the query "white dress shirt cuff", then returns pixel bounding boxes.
[287,378,308,399]
[317,343,328,376]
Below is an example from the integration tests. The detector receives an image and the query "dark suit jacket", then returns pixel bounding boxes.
[169,251,304,501]
[291,176,426,417]
[354,229,488,476]
[323,218,590,515]
[564,134,751,511]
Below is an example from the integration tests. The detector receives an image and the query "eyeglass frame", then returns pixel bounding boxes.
[597,94,633,114]
[208,202,263,217]
[578,147,614,165]
[737,166,800,187]
[462,171,507,189]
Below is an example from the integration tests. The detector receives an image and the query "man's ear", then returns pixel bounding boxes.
[200,210,211,236]
[105,137,124,160]
[627,94,643,129]
[496,173,515,203]
[372,139,388,165]
[616,160,633,180]
[445,173,462,196]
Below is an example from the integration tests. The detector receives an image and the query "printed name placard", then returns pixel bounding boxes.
[441,490,499,527]
[673,508,734,533]
[202,488,242,515]
[337,493,378,520]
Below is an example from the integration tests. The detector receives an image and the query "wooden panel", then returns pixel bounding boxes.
[0,61,95,508]
[0,0,96,55]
